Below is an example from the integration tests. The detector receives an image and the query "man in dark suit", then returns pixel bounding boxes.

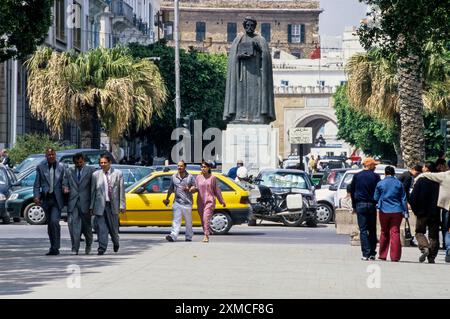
[90,154,125,255]
[33,148,65,255]
[63,153,96,255]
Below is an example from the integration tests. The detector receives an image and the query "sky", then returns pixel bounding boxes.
[319,0,368,36]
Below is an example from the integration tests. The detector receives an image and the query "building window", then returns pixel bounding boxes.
[164,21,173,40]
[274,50,281,59]
[55,0,66,42]
[288,24,305,44]
[196,21,206,42]
[227,22,237,43]
[261,23,271,42]
[72,2,82,50]
[281,80,289,86]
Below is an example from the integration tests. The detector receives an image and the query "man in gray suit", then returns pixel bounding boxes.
[90,153,125,255]
[63,153,96,255]
[33,148,65,255]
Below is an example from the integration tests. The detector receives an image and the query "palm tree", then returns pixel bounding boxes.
[26,46,168,158]
[346,46,450,167]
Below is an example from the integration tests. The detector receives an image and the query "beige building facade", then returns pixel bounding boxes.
[160,0,321,57]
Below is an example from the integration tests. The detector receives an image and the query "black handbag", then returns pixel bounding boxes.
[404,218,413,240]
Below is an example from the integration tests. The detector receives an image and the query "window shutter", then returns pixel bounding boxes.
[301,24,305,43]
[261,23,271,42]
[196,22,206,42]
[227,22,237,43]
[288,24,292,43]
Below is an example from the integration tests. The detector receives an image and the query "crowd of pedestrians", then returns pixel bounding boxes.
[34,149,125,256]
[350,156,450,263]
[30,147,450,264]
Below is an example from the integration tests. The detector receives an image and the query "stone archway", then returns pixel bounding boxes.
[290,111,337,155]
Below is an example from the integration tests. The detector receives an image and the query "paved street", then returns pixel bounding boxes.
[1,222,449,298]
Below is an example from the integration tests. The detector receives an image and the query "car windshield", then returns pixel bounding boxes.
[340,171,404,189]
[120,167,153,187]
[0,169,7,185]
[15,155,44,172]
[258,171,309,189]
[322,170,346,186]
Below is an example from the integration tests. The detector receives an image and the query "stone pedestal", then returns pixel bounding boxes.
[221,124,279,177]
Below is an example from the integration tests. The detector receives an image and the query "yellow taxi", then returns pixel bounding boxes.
[120,170,251,234]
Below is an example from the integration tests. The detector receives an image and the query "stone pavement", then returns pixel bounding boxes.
[2,233,449,299]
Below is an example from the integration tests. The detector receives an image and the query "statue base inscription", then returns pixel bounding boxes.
[221,124,279,177]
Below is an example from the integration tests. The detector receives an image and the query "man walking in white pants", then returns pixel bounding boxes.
[163,160,196,242]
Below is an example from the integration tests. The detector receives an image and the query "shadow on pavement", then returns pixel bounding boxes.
[0,237,158,296]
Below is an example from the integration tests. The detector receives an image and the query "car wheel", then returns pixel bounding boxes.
[209,211,232,235]
[281,212,303,227]
[315,203,333,224]
[24,203,47,225]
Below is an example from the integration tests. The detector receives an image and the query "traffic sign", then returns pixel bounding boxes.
[289,127,313,144]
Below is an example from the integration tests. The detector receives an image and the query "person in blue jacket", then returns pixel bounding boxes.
[374,166,408,262]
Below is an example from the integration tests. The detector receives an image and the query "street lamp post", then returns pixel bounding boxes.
[174,0,181,127]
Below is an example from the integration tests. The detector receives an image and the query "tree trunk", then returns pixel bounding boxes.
[393,114,404,167]
[79,105,100,149]
[110,136,121,162]
[397,54,425,168]
[393,140,403,168]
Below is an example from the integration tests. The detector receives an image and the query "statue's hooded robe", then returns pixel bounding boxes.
[223,32,275,124]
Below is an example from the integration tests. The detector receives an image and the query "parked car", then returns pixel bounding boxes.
[122,170,251,234]
[316,159,347,172]
[253,169,318,227]
[330,167,408,209]
[0,164,22,223]
[6,164,153,225]
[314,168,350,224]
[310,172,325,186]
[13,149,116,174]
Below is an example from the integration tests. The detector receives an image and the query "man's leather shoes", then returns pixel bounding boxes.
[71,250,79,255]
[97,250,105,255]
[85,246,91,255]
[46,250,59,256]
[113,245,119,253]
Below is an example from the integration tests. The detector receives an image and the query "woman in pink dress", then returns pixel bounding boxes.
[196,161,226,242]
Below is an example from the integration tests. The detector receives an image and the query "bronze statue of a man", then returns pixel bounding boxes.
[223,16,275,125]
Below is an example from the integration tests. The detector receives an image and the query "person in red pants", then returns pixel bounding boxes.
[374,166,408,262]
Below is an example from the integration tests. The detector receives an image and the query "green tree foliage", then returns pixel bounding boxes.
[423,112,447,160]
[8,134,75,165]
[0,0,52,62]
[358,0,449,59]
[334,85,397,162]
[334,85,445,163]
[128,41,227,156]
[357,0,450,167]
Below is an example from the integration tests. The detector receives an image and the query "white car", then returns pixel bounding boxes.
[314,168,350,223]
[330,167,408,209]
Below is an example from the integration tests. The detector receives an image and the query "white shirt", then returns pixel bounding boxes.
[102,168,112,202]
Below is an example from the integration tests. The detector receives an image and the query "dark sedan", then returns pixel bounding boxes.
[0,164,21,223]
